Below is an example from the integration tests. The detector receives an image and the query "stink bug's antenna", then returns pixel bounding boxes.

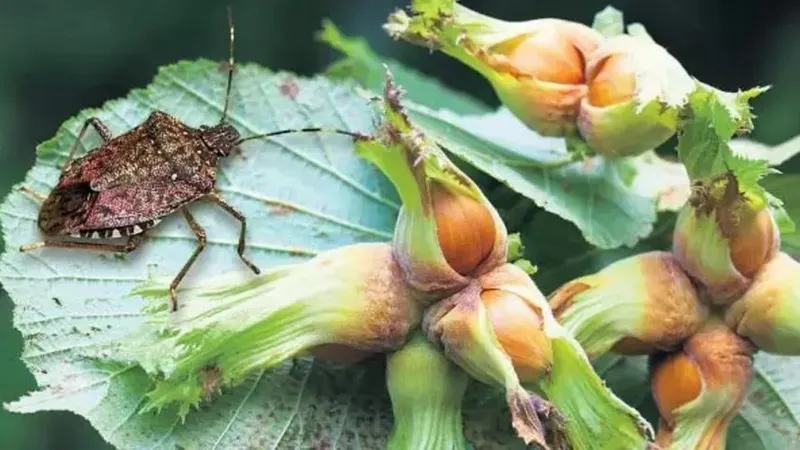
[220,6,235,123]
[235,127,368,146]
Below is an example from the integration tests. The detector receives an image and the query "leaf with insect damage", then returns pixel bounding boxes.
[0,59,406,449]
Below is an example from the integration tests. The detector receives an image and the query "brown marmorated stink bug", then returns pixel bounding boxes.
[18,9,365,312]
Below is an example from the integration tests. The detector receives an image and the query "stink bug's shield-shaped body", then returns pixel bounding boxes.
[39,113,239,241]
[19,9,364,312]
[22,106,255,314]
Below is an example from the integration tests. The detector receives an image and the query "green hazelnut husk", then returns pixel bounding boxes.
[549,251,707,358]
[672,173,780,303]
[650,320,755,450]
[424,263,654,449]
[725,252,800,355]
[119,242,423,418]
[355,69,507,300]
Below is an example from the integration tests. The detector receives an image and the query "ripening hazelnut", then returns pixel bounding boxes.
[586,54,636,107]
[651,352,703,426]
[481,288,552,382]
[431,181,496,276]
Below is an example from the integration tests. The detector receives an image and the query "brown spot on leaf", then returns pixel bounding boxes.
[269,203,297,216]
[279,78,299,99]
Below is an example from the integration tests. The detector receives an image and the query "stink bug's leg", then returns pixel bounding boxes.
[205,192,260,275]
[17,186,48,202]
[19,234,145,253]
[63,118,113,170]
[169,208,207,312]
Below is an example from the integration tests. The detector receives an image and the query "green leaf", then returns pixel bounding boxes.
[613,151,691,212]
[677,91,734,180]
[732,353,800,449]
[0,60,407,449]
[676,87,797,234]
[523,212,675,294]
[409,0,455,17]
[319,20,490,115]
[677,87,774,202]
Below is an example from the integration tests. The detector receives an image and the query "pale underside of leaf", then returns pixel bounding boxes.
[0,60,407,449]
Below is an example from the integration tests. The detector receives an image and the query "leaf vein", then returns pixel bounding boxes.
[147,418,180,450]
[219,186,392,239]
[210,369,266,450]
[272,360,315,450]
[107,394,150,438]
[17,312,145,327]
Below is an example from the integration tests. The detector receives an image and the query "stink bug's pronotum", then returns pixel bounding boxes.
[19,8,364,312]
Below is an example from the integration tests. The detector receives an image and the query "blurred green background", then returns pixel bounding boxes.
[0,0,798,448]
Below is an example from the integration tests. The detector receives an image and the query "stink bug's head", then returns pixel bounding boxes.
[200,123,241,157]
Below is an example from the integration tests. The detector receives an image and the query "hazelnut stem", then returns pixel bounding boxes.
[387,332,469,450]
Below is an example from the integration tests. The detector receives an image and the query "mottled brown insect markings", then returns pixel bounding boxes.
[18,8,367,312]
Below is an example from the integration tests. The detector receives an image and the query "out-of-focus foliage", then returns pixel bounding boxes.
[0,0,798,448]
